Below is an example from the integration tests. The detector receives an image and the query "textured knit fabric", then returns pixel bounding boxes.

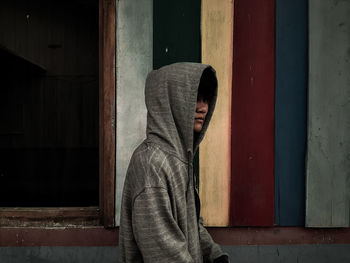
[120,63,227,263]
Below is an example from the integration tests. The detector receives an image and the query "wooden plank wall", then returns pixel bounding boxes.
[306,0,350,227]
[114,0,152,225]
[230,0,275,226]
[274,0,307,226]
[200,0,233,226]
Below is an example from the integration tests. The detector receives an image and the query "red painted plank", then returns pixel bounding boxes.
[230,0,275,226]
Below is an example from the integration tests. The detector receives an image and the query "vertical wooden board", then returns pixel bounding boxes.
[153,0,201,69]
[200,0,233,226]
[274,0,307,226]
[230,0,275,226]
[306,0,350,227]
[115,0,153,225]
[100,0,116,227]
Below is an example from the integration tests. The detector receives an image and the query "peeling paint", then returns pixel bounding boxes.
[115,0,152,226]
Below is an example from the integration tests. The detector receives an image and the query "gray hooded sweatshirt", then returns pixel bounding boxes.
[120,63,227,263]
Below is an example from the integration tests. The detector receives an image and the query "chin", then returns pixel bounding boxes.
[194,126,203,133]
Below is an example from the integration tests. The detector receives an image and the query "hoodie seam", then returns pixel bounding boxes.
[132,186,169,209]
[146,140,192,165]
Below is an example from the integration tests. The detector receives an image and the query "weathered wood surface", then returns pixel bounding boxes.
[2,226,350,246]
[306,0,350,227]
[274,0,307,226]
[153,0,201,69]
[114,0,153,225]
[230,0,275,226]
[0,207,99,227]
[99,0,116,227]
[200,0,233,226]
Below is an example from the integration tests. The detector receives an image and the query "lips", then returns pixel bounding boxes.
[195,117,204,123]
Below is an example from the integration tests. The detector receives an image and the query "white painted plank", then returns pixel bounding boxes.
[115,0,153,225]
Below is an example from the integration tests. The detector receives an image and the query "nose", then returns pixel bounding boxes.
[197,107,206,113]
[196,102,208,113]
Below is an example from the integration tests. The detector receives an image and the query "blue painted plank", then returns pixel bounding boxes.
[274,0,307,226]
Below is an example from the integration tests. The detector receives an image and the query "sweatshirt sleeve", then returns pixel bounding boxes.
[198,217,230,263]
[132,187,194,263]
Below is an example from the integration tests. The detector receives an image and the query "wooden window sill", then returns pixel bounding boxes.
[0,207,100,227]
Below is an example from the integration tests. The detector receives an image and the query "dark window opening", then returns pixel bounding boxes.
[0,0,99,207]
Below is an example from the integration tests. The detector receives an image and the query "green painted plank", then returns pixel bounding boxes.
[306,0,350,227]
[153,0,201,69]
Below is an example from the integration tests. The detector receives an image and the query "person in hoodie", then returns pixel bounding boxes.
[120,63,229,263]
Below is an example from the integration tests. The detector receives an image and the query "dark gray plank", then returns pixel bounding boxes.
[306,0,350,227]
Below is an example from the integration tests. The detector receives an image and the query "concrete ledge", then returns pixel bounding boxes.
[1,245,350,263]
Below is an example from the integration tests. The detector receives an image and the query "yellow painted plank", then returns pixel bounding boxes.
[200,0,233,226]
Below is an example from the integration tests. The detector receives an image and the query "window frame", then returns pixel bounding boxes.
[0,0,116,228]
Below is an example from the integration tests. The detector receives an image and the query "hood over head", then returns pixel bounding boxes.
[145,62,217,162]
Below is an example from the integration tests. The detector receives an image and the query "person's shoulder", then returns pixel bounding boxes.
[129,141,168,169]
[125,142,168,188]
[140,142,187,174]
[127,141,186,187]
